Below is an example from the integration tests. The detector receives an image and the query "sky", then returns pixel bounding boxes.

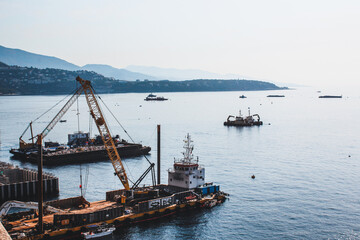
[0,0,359,87]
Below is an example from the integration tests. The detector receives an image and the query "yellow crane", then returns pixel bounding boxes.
[76,76,130,190]
[19,76,130,190]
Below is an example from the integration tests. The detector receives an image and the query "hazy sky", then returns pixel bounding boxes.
[1,0,359,87]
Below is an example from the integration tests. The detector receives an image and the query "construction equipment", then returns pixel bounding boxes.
[76,76,130,190]
[17,77,130,190]
[0,200,63,220]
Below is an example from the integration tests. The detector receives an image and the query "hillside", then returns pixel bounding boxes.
[0,61,9,68]
[0,65,286,95]
[0,66,121,95]
[0,45,79,71]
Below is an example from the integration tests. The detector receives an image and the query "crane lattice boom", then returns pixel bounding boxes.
[76,77,130,190]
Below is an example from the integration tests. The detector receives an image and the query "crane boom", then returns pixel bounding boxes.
[19,76,130,190]
[76,77,130,190]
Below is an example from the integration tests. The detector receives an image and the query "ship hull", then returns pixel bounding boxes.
[224,121,263,126]
[10,144,151,165]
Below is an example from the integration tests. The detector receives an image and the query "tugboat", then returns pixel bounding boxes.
[144,93,168,101]
[224,109,263,127]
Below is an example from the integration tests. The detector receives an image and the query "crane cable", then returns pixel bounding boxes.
[20,89,78,140]
[93,90,156,186]
[96,93,153,165]
[33,89,77,123]
[89,88,138,184]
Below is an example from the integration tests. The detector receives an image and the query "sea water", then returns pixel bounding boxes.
[0,87,359,239]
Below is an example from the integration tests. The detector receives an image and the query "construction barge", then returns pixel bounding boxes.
[9,77,151,165]
[224,109,263,127]
[10,135,151,165]
[3,134,227,240]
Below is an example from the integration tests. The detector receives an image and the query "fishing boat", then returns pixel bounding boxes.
[144,93,168,101]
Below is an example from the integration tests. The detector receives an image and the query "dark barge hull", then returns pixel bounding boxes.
[319,95,342,98]
[10,144,151,165]
[224,121,263,126]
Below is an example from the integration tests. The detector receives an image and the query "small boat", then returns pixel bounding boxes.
[82,224,116,239]
[59,119,67,123]
[239,95,247,98]
[267,95,285,97]
[144,93,168,101]
[202,199,218,208]
[319,95,342,98]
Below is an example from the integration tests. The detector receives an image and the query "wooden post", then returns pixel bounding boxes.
[157,125,161,185]
[37,135,43,233]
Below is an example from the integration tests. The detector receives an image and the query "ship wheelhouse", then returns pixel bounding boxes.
[168,134,205,189]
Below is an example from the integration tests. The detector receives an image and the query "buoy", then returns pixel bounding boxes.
[251,175,255,179]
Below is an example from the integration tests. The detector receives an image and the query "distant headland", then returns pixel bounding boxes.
[0,63,286,95]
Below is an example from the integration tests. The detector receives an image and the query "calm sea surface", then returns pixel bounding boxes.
[0,87,359,239]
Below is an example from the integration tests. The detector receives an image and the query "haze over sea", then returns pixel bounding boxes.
[0,86,359,239]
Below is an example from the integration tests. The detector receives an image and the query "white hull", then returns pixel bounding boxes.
[82,227,116,239]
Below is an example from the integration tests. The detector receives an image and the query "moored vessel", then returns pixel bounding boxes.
[10,133,150,165]
[144,93,168,101]
[3,134,227,240]
[224,109,263,127]
[319,95,342,98]
[81,224,116,239]
[267,94,285,97]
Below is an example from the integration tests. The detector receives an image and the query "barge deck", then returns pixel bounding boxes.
[10,143,151,165]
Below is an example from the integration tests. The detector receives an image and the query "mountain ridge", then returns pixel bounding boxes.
[0,45,258,82]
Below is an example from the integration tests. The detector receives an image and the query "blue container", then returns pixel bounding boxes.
[202,187,208,195]
[209,186,215,193]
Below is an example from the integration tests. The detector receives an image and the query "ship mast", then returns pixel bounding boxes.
[180,133,197,164]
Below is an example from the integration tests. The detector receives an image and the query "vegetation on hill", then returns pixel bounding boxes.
[0,65,286,95]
